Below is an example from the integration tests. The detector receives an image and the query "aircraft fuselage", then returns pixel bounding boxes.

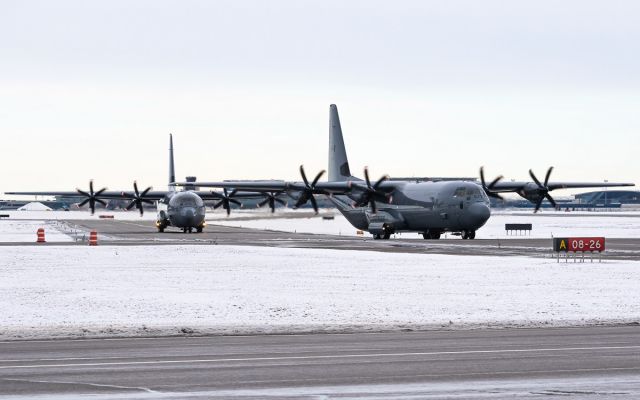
[156,191,206,233]
[331,180,490,239]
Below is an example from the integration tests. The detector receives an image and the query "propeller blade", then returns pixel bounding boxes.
[311,170,326,187]
[294,193,307,209]
[534,197,543,213]
[545,193,557,208]
[96,199,107,206]
[373,174,389,190]
[77,189,90,197]
[126,201,136,210]
[78,198,90,207]
[364,167,371,188]
[544,166,554,187]
[257,199,270,208]
[274,198,287,206]
[300,165,309,187]
[229,199,242,206]
[529,169,543,188]
[133,181,139,197]
[488,175,503,189]
[226,205,231,216]
[309,195,318,214]
[141,186,152,197]
[89,180,94,195]
[213,201,223,209]
[369,199,377,214]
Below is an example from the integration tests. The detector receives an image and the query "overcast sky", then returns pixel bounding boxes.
[1,0,639,195]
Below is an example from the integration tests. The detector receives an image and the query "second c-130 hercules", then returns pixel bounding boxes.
[176,104,634,240]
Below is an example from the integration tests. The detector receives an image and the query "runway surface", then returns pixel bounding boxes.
[5,218,640,260]
[2,326,640,398]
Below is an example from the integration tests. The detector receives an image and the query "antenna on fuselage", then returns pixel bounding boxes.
[169,133,176,192]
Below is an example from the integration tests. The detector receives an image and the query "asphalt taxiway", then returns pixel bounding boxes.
[2,326,639,398]
[5,218,640,260]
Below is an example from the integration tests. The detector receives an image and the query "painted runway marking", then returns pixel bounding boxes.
[1,345,639,370]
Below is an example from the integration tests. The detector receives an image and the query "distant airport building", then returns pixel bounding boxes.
[574,190,640,206]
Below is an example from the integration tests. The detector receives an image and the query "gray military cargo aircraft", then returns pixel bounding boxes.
[175,104,634,240]
[6,134,263,233]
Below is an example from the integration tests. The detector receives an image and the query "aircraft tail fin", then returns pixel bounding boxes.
[168,133,176,192]
[328,104,354,182]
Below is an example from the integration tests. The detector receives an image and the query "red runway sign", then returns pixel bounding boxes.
[553,237,605,252]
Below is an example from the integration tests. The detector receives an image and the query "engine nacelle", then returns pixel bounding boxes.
[516,183,546,204]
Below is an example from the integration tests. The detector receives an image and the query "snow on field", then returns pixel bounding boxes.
[1,245,638,340]
[213,210,640,239]
[0,210,157,221]
[0,220,72,242]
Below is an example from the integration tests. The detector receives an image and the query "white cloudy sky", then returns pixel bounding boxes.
[1,0,639,195]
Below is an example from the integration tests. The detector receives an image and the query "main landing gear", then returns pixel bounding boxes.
[373,232,391,240]
[422,230,442,240]
[461,230,476,240]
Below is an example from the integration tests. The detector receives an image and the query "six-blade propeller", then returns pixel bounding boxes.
[352,167,390,214]
[292,165,327,214]
[212,188,242,216]
[76,180,107,215]
[125,181,154,216]
[258,192,287,213]
[529,166,557,213]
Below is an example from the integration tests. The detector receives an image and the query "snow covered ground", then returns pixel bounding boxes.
[213,210,640,239]
[0,220,73,242]
[1,245,638,340]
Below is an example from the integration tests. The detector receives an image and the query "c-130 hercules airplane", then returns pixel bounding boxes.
[175,104,634,240]
[7,135,263,233]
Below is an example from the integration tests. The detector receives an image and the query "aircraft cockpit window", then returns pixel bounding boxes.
[454,187,466,197]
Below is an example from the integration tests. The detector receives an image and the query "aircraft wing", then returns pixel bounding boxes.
[192,190,272,200]
[174,181,353,194]
[174,180,398,195]
[489,181,635,192]
[5,190,170,200]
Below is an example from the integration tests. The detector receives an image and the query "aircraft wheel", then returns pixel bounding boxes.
[188,227,193,233]
[373,233,382,240]
[422,230,441,240]
[468,230,476,239]
[383,232,391,240]
[196,227,203,233]
[461,231,469,240]
[158,227,165,233]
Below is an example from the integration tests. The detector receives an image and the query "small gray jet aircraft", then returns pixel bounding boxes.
[6,135,262,233]
[175,104,634,239]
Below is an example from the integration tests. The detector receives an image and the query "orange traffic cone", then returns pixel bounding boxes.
[36,228,46,243]
[88,230,98,246]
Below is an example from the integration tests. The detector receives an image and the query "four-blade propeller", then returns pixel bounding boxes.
[125,181,154,216]
[529,166,557,213]
[292,165,327,214]
[76,180,107,215]
[212,188,242,216]
[258,192,287,213]
[479,167,504,200]
[353,167,390,214]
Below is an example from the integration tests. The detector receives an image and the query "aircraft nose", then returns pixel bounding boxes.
[465,202,491,228]
[181,207,196,218]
